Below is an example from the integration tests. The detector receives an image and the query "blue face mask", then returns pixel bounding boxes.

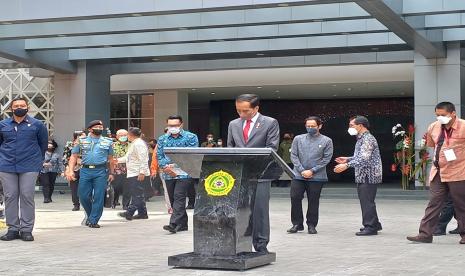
[118,136,128,142]
[306,127,318,136]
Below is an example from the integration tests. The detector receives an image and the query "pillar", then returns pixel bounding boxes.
[153,89,189,139]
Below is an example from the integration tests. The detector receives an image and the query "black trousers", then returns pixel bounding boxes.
[39,172,58,200]
[112,174,130,208]
[70,170,80,207]
[247,180,271,252]
[357,183,381,231]
[187,178,197,206]
[126,176,148,216]
[166,178,192,227]
[290,180,324,227]
[435,195,455,232]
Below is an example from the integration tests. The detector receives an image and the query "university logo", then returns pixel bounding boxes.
[204,170,235,196]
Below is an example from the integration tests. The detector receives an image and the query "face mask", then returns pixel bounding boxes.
[13,108,28,117]
[437,116,452,125]
[348,127,358,136]
[217,142,223,146]
[306,128,318,136]
[207,137,213,142]
[92,129,103,136]
[167,127,181,135]
[118,136,128,142]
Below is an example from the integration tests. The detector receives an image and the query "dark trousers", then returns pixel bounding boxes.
[112,174,130,208]
[70,170,80,207]
[435,195,455,232]
[126,176,147,216]
[166,178,192,227]
[187,179,197,206]
[290,180,324,227]
[248,180,271,252]
[419,175,465,238]
[39,172,58,201]
[357,183,381,231]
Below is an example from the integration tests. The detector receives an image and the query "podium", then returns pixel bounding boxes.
[165,148,294,270]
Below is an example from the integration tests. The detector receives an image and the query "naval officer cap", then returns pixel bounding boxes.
[87,120,104,129]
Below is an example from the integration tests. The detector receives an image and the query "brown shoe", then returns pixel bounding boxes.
[460,237,465,244]
[406,235,432,243]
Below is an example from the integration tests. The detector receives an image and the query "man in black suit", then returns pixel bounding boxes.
[227,94,280,254]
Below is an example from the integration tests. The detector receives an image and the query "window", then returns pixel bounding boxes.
[110,93,154,139]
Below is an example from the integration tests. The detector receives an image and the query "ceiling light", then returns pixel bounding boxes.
[210,92,216,95]
[347,88,352,91]
[57,34,67,37]
[152,58,160,61]
[1,22,12,25]
[178,27,188,30]
[257,86,263,89]
[333,94,337,97]
[312,19,324,22]
[277,3,289,7]
[191,88,197,91]
[371,47,379,51]
[132,13,142,17]
[275,90,280,93]
[332,84,337,87]
[256,53,265,56]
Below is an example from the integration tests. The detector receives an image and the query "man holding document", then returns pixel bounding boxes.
[157,115,199,234]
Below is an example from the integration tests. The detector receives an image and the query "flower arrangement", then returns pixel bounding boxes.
[391,124,431,189]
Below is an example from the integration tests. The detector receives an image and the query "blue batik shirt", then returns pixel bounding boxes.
[156,130,199,180]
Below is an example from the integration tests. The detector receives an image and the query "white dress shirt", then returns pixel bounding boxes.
[242,112,260,138]
[117,138,150,178]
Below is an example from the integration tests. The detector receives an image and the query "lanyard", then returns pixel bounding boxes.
[443,128,453,147]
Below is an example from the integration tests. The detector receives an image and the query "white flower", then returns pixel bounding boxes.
[396,124,401,128]
[392,126,397,134]
[418,139,426,147]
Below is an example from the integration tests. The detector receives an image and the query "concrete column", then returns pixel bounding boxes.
[54,62,111,148]
[414,42,464,135]
[153,89,189,139]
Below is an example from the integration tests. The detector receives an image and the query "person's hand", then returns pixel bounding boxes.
[150,171,157,177]
[137,173,145,182]
[301,170,313,179]
[163,165,177,177]
[334,164,349,174]
[108,174,115,183]
[65,171,76,181]
[335,157,349,164]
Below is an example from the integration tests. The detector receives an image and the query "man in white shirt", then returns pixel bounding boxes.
[117,127,150,220]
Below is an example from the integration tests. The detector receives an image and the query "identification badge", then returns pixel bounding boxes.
[444,149,457,162]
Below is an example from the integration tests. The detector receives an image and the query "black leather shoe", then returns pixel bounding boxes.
[171,224,188,233]
[186,204,194,210]
[256,248,269,255]
[132,214,149,220]
[43,199,51,203]
[360,223,382,232]
[449,228,459,235]
[163,224,176,232]
[307,225,317,234]
[0,231,20,241]
[433,229,446,236]
[287,225,304,233]
[88,223,101,228]
[118,212,133,221]
[72,206,80,211]
[20,232,34,242]
[356,229,378,236]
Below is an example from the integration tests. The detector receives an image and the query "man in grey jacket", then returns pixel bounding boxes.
[227,94,280,254]
[288,116,333,234]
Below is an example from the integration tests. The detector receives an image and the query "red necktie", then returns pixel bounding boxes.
[243,119,252,143]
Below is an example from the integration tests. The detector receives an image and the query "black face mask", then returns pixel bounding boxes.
[92,129,103,136]
[13,108,28,117]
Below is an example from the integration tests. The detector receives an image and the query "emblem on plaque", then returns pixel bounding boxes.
[204,170,235,196]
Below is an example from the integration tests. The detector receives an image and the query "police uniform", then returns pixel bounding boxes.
[71,120,114,226]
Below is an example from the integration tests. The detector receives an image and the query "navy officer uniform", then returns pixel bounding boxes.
[69,120,115,228]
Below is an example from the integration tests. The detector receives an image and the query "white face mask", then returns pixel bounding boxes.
[437,116,452,125]
[217,142,223,146]
[167,127,181,135]
[348,127,358,136]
